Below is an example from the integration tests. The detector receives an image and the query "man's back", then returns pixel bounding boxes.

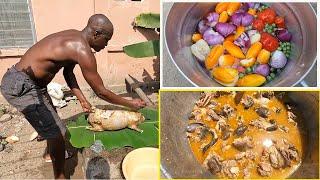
[15,29,90,86]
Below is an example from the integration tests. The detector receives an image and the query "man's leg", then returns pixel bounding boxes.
[43,92,69,178]
[47,134,66,179]
[21,91,68,178]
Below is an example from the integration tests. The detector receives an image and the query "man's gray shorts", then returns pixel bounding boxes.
[0,66,66,139]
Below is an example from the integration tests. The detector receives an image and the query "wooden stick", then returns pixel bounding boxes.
[125,75,154,107]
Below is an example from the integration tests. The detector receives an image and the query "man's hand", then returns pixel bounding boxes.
[80,101,92,113]
[129,98,146,110]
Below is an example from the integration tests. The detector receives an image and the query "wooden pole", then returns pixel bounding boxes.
[125,75,154,107]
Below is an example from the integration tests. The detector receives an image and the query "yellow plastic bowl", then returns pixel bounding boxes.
[122,147,159,180]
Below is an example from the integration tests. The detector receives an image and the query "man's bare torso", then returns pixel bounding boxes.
[15,30,91,87]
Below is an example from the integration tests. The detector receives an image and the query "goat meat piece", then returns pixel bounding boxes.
[267,145,285,169]
[257,162,272,177]
[221,160,239,178]
[221,104,235,118]
[232,136,254,151]
[203,154,222,175]
[207,109,221,121]
[234,91,245,105]
[234,124,248,136]
[255,107,270,118]
[241,96,254,109]
[261,91,274,99]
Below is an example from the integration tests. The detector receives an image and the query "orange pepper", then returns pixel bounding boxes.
[215,2,229,14]
[247,8,256,16]
[218,54,235,67]
[234,26,245,39]
[205,45,224,70]
[192,33,202,43]
[212,67,238,84]
[240,58,256,68]
[223,41,245,59]
[218,11,228,23]
[257,49,271,64]
[227,2,241,15]
[246,42,262,59]
[237,74,266,87]
[225,35,235,42]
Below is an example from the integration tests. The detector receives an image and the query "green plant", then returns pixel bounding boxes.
[123,13,160,58]
[67,108,158,150]
[133,13,160,28]
[123,40,159,58]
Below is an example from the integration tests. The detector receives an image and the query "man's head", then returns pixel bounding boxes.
[85,14,113,52]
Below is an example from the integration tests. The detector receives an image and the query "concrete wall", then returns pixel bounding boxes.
[0,0,159,90]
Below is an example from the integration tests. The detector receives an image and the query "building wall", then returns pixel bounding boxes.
[0,0,159,90]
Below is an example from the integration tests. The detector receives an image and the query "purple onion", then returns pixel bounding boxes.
[253,3,261,9]
[206,12,219,27]
[247,2,255,8]
[270,50,287,68]
[234,32,251,53]
[198,20,210,34]
[238,3,249,13]
[214,23,236,37]
[248,3,261,9]
[231,13,242,26]
[254,64,270,77]
[203,29,225,46]
[275,29,292,42]
[242,13,254,26]
[231,12,254,27]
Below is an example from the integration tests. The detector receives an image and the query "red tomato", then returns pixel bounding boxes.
[274,16,285,28]
[252,19,265,31]
[260,32,279,52]
[257,8,276,24]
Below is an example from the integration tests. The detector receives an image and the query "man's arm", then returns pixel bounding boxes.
[76,47,145,110]
[63,64,92,112]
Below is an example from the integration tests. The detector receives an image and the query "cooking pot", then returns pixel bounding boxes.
[160,91,319,178]
[164,3,317,87]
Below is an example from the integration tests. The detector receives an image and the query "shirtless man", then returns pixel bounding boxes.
[0,14,146,179]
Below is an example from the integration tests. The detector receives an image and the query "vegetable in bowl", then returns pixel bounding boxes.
[190,2,293,87]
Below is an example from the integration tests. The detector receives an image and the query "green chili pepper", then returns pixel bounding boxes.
[246,67,252,73]
[267,76,272,81]
[270,73,276,78]
[270,67,275,72]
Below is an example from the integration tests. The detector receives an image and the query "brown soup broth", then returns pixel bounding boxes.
[187,92,302,178]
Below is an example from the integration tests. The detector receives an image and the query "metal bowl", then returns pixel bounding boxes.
[164,3,317,87]
[160,91,319,178]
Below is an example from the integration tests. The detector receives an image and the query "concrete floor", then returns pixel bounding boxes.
[162,3,317,87]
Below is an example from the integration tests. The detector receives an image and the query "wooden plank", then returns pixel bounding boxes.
[125,74,154,107]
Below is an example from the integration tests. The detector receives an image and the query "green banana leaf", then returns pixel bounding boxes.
[123,40,159,58]
[67,108,159,150]
[134,13,160,28]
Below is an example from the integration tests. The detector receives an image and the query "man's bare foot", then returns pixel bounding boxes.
[36,135,45,141]
[43,153,52,162]
[43,151,73,163]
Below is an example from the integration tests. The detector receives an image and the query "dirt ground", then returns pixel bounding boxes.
[0,88,158,179]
